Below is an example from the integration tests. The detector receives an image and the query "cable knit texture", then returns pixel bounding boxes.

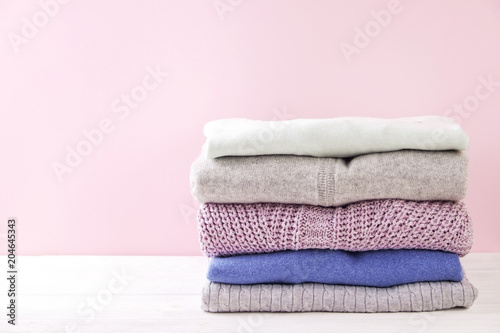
[197,200,473,257]
[202,279,478,312]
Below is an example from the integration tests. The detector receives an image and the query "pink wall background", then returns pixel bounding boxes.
[1,0,499,255]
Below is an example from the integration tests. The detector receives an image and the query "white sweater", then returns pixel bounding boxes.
[203,116,469,158]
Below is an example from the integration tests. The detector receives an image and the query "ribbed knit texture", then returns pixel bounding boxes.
[202,279,478,312]
[198,200,473,257]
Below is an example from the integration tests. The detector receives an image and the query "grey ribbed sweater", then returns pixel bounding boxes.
[191,150,468,206]
[202,279,478,313]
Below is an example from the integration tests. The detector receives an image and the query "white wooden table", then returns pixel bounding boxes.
[0,254,499,333]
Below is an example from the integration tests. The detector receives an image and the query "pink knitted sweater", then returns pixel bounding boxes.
[198,200,473,257]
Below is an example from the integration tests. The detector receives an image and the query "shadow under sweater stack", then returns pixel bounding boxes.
[190,116,478,313]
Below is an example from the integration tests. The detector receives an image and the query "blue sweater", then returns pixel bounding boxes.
[207,249,463,287]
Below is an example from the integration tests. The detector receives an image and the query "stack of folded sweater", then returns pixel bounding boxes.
[190,116,478,313]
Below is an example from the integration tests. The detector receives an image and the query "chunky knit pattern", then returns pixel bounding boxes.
[202,279,478,312]
[198,199,473,257]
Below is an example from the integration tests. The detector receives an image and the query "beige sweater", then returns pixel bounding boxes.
[190,150,468,207]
